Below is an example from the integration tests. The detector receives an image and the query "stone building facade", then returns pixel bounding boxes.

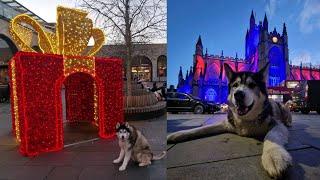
[97,44,167,82]
[177,11,320,103]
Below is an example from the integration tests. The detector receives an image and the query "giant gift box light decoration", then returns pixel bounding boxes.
[8,6,123,156]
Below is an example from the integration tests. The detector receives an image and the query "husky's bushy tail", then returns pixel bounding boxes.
[279,101,292,127]
[152,151,166,160]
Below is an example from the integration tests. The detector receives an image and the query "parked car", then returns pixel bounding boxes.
[167,92,220,114]
[291,80,320,114]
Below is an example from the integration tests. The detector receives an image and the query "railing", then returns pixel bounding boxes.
[124,93,158,108]
[123,82,166,114]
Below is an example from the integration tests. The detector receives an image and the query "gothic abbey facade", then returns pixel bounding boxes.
[177,11,320,103]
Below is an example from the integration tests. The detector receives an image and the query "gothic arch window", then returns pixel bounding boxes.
[131,55,153,81]
[268,46,286,87]
[0,34,18,84]
[157,55,167,77]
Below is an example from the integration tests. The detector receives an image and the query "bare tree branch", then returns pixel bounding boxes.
[78,0,167,95]
[79,0,166,44]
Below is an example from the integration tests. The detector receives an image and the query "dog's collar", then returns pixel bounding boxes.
[257,100,273,124]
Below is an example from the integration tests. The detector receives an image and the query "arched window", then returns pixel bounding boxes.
[268,46,285,87]
[131,56,152,81]
[0,34,18,84]
[157,55,167,77]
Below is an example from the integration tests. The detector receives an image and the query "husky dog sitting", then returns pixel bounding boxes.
[114,122,166,171]
[167,63,292,177]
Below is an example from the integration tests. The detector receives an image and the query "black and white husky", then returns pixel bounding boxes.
[114,122,166,171]
[167,63,292,177]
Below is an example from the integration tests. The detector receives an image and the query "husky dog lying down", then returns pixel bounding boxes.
[167,63,292,177]
[114,122,166,171]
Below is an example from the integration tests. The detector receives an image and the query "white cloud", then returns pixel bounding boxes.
[298,0,320,33]
[265,0,278,18]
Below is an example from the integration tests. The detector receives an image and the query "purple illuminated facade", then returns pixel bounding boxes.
[177,11,320,103]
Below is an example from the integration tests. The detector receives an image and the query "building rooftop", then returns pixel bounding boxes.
[0,0,54,30]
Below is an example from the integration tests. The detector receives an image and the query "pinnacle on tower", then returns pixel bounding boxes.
[283,23,287,35]
[196,35,203,56]
[250,10,254,20]
[273,27,277,34]
[263,13,268,30]
[250,10,255,28]
[196,35,203,47]
[179,66,183,77]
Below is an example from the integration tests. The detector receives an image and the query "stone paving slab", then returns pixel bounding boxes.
[167,112,320,179]
[290,129,320,149]
[0,165,53,180]
[286,148,320,180]
[63,139,118,152]
[0,103,166,180]
[167,128,310,168]
[168,153,271,180]
[46,166,83,180]
[25,151,78,166]
[167,134,263,168]
[168,148,320,180]
[0,150,30,166]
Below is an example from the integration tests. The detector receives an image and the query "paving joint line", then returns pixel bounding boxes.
[167,144,176,151]
[64,138,100,148]
[43,166,56,180]
[307,145,320,151]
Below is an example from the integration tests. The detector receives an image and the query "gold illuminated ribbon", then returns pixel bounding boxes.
[9,7,105,142]
[9,6,105,57]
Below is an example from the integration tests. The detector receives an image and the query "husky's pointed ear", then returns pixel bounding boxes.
[125,122,129,128]
[116,122,120,129]
[224,63,234,81]
[258,62,269,82]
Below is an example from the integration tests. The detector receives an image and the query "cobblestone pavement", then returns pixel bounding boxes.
[167,112,320,180]
[0,103,166,180]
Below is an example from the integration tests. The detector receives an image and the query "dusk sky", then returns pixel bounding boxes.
[168,0,320,86]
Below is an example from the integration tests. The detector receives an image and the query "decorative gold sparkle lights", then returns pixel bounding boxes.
[63,56,95,76]
[9,6,105,57]
[10,59,20,142]
[94,82,99,126]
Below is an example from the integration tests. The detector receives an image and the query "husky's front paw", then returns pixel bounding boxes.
[262,146,292,177]
[113,159,121,164]
[119,165,126,171]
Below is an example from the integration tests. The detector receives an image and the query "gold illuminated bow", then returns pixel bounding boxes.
[9,6,105,57]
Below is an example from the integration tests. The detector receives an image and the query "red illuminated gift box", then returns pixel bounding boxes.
[9,52,123,156]
[7,7,124,156]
